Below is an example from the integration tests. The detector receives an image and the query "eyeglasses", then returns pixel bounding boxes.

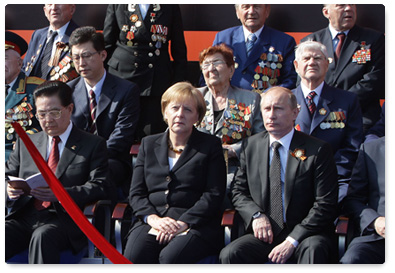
[35,109,64,120]
[71,51,99,62]
[201,60,226,70]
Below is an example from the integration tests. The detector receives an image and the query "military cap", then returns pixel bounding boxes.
[5,31,28,56]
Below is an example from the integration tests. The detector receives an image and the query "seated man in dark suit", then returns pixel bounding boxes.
[364,102,385,143]
[292,40,363,202]
[340,137,385,264]
[220,87,338,263]
[67,26,140,201]
[23,4,79,82]
[5,81,110,263]
[302,4,385,133]
[210,4,297,94]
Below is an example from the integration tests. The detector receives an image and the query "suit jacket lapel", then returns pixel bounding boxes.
[73,78,90,128]
[96,74,115,118]
[56,125,80,178]
[311,84,332,133]
[284,130,303,213]
[258,133,270,209]
[36,132,48,161]
[170,128,199,173]
[334,26,361,80]
[154,132,170,170]
[233,27,248,68]
[294,86,312,133]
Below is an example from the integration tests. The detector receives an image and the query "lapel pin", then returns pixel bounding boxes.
[71,145,76,150]
[319,108,327,115]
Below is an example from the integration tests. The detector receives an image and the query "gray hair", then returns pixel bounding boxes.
[295,40,329,61]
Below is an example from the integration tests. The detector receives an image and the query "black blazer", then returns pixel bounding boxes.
[343,137,385,243]
[5,125,109,252]
[68,72,140,164]
[129,128,226,247]
[232,130,338,243]
[302,25,385,128]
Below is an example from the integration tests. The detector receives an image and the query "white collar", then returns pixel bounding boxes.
[242,25,264,42]
[84,70,106,99]
[269,129,294,151]
[328,24,350,40]
[300,81,324,99]
[49,21,70,41]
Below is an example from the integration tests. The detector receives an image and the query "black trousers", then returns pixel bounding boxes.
[5,206,72,263]
[123,222,217,264]
[220,229,335,264]
[340,238,385,264]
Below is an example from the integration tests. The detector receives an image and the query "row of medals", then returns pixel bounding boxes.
[5,100,34,140]
[320,111,346,130]
[122,9,166,56]
[251,47,283,93]
[200,99,252,143]
[50,55,77,82]
[352,42,371,64]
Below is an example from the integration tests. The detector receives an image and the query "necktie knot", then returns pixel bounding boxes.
[53,135,61,144]
[272,141,282,151]
[307,91,316,100]
[89,89,96,99]
[306,91,317,116]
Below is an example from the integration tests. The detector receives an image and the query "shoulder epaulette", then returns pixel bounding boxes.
[26,76,46,86]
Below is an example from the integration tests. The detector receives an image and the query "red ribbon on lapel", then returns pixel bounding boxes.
[11,121,132,264]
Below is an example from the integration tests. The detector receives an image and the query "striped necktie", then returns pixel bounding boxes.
[246,33,257,56]
[39,30,58,78]
[89,90,97,134]
[306,91,317,116]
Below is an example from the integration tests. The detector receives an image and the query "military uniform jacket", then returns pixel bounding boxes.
[103,4,187,97]
[5,125,109,253]
[293,83,363,180]
[129,128,226,248]
[197,85,265,158]
[5,72,45,161]
[212,25,297,94]
[302,25,385,128]
[22,20,79,82]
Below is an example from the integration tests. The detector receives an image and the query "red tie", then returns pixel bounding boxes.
[335,33,345,60]
[89,90,97,134]
[306,91,317,116]
[34,136,60,210]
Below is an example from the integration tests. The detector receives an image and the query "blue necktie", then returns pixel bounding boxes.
[246,34,257,56]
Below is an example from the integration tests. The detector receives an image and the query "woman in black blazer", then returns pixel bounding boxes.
[123,82,226,263]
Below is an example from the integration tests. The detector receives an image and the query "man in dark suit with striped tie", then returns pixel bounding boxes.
[292,40,363,202]
[67,26,140,202]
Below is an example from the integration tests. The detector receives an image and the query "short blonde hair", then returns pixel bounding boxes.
[161,82,206,126]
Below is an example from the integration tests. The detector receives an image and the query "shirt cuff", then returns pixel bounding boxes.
[286,236,299,248]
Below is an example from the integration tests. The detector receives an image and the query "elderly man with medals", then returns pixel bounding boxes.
[5,31,45,160]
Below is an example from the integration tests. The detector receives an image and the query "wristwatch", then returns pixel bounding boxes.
[252,211,263,219]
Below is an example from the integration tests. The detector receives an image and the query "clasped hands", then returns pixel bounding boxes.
[7,183,58,202]
[147,214,188,244]
[252,213,295,264]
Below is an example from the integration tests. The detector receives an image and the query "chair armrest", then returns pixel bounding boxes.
[336,216,349,259]
[112,202,133,253]
[221,209,235,226]
[221,210,236,245]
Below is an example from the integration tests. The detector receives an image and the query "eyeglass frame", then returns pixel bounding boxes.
[35,108,65,120]
[201,59,226,70]
[71,51,100,62]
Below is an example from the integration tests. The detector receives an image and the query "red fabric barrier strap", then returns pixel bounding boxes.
[11,121,132,264]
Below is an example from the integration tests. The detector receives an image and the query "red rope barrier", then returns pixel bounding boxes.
[11,121,132,264]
